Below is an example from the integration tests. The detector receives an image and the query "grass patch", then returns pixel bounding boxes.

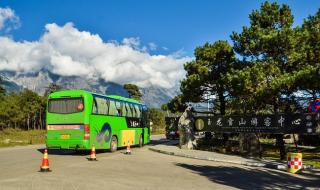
[262,145,320,168]
[259,138,276,144]
[0,128,46,148]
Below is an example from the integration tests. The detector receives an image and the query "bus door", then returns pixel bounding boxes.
[141,105,150,142]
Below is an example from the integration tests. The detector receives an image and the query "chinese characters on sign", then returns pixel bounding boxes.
[251,118,258,127]
[193,114,318,134]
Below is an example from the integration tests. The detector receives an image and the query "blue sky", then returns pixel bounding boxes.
[0,1,319,88]
[1,0,320,56]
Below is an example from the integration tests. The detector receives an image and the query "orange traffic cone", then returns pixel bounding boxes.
[125,141,131,155]
[88,144,97,161]
[40,149,51,172]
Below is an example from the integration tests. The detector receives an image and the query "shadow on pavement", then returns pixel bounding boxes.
[149,139,179,146]
[175,163,320,189]
[37,148,111,156]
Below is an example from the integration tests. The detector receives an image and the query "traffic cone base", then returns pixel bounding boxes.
[88,144,97,161]
[40,167,51,172]
[88,157,97,161]
[125,141,131,155]
[125,149,131,154]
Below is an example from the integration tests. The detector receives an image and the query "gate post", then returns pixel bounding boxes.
[276,134,286,160]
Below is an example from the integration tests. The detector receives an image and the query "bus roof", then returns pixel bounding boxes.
[49,89,143,105]
[105,95,141,104]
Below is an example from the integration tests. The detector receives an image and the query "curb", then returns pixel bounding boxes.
[149,147,287,170]
[0,144,44,151]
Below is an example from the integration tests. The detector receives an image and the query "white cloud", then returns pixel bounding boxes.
[122,37,140,49]
[0,22,191,88]
[148,42,157,51]
[0,7,20,32]
[162,46,169,51]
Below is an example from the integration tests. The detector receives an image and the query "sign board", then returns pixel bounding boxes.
[166,113,320,134]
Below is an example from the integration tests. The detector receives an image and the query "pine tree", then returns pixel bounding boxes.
[123,84,142,101]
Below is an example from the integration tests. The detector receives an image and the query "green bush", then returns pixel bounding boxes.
[149,108,166,134]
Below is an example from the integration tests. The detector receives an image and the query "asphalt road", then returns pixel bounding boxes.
[0,135,319,190]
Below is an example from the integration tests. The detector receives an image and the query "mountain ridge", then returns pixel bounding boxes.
[0,70,178,108]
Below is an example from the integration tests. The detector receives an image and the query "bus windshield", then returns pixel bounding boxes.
[48,98,84,114]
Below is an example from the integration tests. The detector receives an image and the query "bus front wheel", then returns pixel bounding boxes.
[139,134,144,148]
[110,136,118,152]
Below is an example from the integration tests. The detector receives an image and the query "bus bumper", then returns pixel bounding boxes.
[46,139,90,150]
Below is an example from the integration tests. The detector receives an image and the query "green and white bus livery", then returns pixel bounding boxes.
[46,90,149,152]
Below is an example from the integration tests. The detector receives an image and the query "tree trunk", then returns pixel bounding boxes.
[276,134,286,160]
[218,88,228,146]
[43,109,46,130]
[39,109,42,130]
[27,114,30,131]
[218,89,225,115]
[274,97,286,160]
[239,133,246,154]
[33,115,36,130]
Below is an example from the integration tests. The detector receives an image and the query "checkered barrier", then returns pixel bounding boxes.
[287,153,303,173]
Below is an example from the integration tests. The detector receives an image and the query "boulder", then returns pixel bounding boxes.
[178,106,196,149]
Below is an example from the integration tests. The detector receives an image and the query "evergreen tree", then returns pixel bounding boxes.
[44,83,62,96]
[123,84,142,101]
[167,95,187,113]
[0,75,5,95]
[294,9,320,100]
[230,1,296,113]
[173,40,236,114]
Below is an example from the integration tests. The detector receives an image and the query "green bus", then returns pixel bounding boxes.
[46,90,149,152]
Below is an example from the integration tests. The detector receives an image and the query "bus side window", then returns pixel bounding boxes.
[102,97,109,115]
[93,96,108,115]
[92,98,98,113]
[130,104,136,118]
[139,106,143,117]
[121,101,127,116]
[106,99,110,114]
[115,101,122,116]
[134,104,141,118]
[125,103,132,117]
[109,99,118,116]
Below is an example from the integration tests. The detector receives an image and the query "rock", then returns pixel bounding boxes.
[178,106,196,150]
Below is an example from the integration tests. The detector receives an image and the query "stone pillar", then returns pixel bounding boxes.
[178,106,196,149]
[239,133,261,158]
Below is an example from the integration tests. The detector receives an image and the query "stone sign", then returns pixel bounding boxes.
[166,113,320,134]
[194,114,319,134]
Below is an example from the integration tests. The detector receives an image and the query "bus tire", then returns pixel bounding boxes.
[110,136,118,152]
[139,134,144,148]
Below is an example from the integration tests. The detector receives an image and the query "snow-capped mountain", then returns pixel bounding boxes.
[0,70,178,108]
